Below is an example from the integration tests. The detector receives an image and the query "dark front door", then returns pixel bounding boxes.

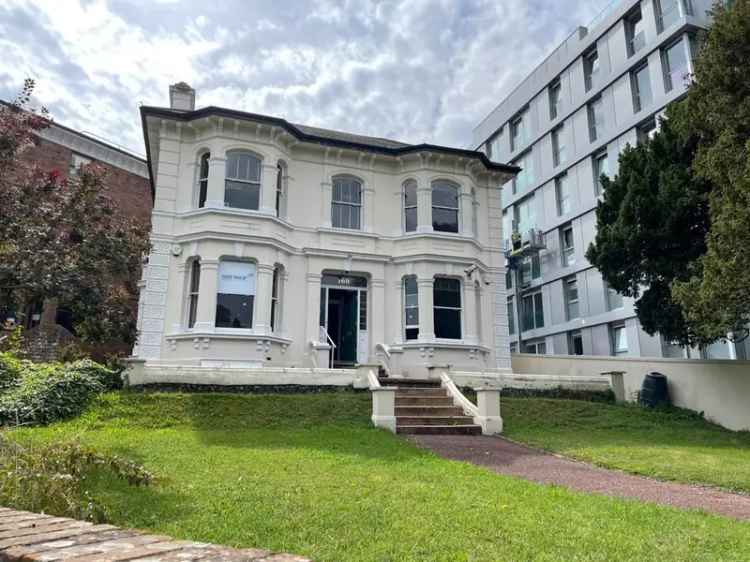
[327,289,358,367]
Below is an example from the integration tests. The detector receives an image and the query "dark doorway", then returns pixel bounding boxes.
[327,289,358,367]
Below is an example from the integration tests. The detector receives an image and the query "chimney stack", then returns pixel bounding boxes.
[169,82,196,111]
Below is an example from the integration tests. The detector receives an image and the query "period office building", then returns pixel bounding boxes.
[472,0,744,360]
[132,84,517,378]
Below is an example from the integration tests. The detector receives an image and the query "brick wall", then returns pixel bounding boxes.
[20,137,152,223]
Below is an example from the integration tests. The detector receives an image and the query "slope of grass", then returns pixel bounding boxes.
[502,398,750,493]
[5,392,750,562]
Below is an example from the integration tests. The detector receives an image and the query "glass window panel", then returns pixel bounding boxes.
[434,278,461,308]
[534,292,545,328]
[507,299,515,335]
[432,207,459,233]
[405,308,419,325]
[434,308,461,339]
[225,180,260,210]
[432,182,459,207]
[216,294,254,329]
[404,181,417,206]
[405,328,419,341]
[405,207,418,232]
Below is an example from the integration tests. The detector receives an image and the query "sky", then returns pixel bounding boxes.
[0,0,614,157]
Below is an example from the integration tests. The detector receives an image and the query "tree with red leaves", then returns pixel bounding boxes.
[0,80,150,348]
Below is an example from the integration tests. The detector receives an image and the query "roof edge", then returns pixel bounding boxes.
[140,105,520,175]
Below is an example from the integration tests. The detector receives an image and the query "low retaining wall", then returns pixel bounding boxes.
[511,353,750,431]
[126,360,365,388]
[0,506,310,561]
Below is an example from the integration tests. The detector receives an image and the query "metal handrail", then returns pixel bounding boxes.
[318,326,336,369]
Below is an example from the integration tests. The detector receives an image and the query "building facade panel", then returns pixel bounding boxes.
[473,0,732,359]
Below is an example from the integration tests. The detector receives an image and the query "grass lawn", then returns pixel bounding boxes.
[5,391,750,562]
[502,398,750,494]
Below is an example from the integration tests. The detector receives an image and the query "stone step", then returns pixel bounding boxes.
[395,396,454,406]
[395,406,465,416]
[397,424,482,435]
[378,378,441,388]
[393,387,447,396]
[397,416,476,426]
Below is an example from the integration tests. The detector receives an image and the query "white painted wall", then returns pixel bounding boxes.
[512,353,750,431]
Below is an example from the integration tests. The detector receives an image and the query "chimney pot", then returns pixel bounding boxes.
[169,82,196,111]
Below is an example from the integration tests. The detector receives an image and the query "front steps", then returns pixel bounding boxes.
[379,377,481,435]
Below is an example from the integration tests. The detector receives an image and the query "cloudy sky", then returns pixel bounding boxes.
[0,0,613,156]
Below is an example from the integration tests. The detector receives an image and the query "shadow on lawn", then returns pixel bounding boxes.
[172,391,427,463]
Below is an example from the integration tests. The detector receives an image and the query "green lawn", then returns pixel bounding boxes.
[6,391,750,562]
[502,398,750,494]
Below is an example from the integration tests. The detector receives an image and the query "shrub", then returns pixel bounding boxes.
[0,352,23,392]
[0,359,120,426]
[0,435,152,522]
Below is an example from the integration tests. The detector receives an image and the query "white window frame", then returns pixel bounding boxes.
[331,175,363,230]
[433,277,462,340]
[225,150,262,210]
[187,259,200,329]
[548,79,562,120]
[403,179,418,233]
[593,150,609,196]
[403,275,419,341]
[197,152,210,208]
[270,264,283,333]
[584,49,600,92]
[631,62,652,113]
[431,180,460,234]
[588,97,604,142]
[552,125,566,168]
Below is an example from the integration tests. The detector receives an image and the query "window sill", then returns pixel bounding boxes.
[174,207,293,228]
[397,340,491,353]
[166,330,292,345]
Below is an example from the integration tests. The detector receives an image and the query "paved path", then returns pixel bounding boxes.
[0,507,310,561]
[409,435,750,521]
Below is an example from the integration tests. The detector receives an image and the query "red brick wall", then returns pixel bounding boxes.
[21,136,152,223]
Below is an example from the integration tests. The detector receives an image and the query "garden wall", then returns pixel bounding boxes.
[511,353,750,431]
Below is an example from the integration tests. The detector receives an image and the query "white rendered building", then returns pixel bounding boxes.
[131,84,518,381]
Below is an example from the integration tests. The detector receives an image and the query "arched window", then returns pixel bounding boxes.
[403,275,419,340]
[187,259,200,328]
[332,175,362,230]
[276,161,287,218]
[198,153,210,208]
[431,180,459,233]
[403,180,417,233]
[270,264,283,332]
[225,151,261,210]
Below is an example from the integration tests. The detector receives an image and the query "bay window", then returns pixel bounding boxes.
[404,275,419,340]
[225,151,261,210]
[198,152,209,208]
[431,180,459,233]
[403,180,417,233]
[216,261,256,329]
[433,277,462,339]
[187,260,200,328]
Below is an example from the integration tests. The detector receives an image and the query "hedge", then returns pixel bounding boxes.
[0,356,122,426]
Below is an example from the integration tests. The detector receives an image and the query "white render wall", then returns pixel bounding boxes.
[133,112,513,377]
[472,0,717,359]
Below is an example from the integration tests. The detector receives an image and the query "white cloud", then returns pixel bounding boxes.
[0,0,612,156]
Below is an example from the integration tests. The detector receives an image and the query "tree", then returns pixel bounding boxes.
[670,0,750,342]
[585,111,713,347]
[0,80,150,347]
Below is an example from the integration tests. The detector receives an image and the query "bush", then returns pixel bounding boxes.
[0,435,152,522]
[0,351,23,392]
[0,358,120,426]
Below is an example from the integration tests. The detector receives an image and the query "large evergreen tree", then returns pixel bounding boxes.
[670,0,750,342]
[586,112,713,347]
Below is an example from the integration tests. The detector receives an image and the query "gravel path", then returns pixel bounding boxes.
[409,435,750,521]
